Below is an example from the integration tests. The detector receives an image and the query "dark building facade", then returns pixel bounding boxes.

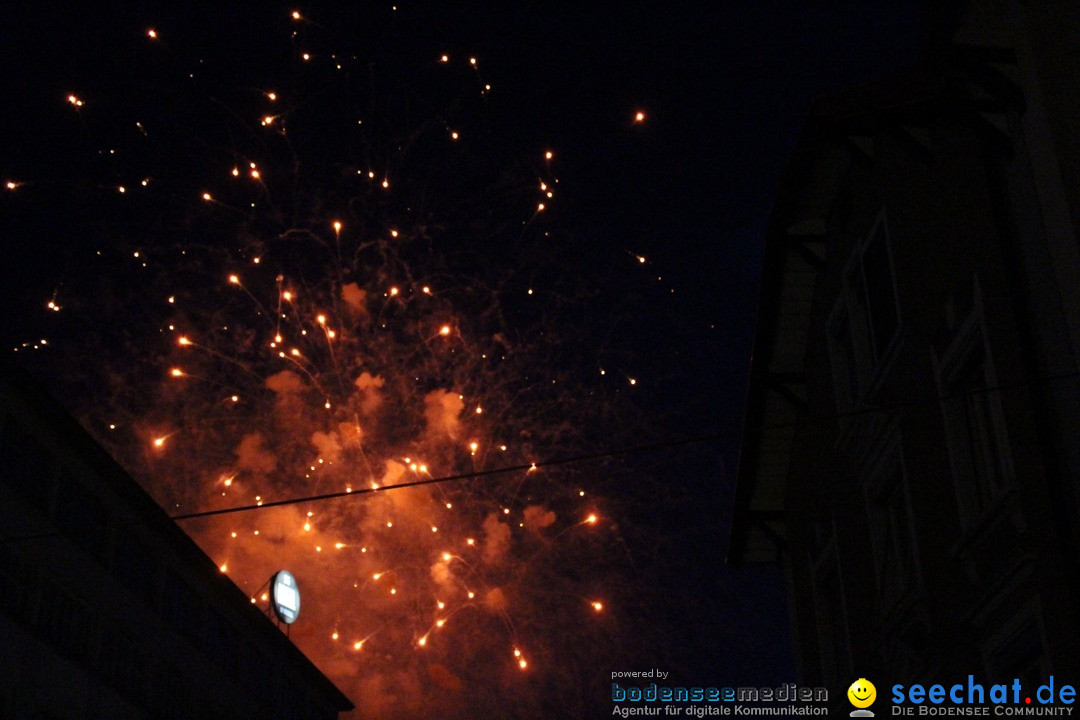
[730,0,1080,701]
[0,359,353,719]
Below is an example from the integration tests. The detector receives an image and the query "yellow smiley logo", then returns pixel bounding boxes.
[848,678,876,708]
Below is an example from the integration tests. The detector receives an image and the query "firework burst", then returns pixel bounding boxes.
[6,7,672,718]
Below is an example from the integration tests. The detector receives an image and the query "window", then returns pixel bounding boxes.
[829,208,901,410]
[861,220,900,360]
[935,284,1013,527]
[811,527,851,687]
[983,601,1050,688]
[828,309,862,411]
[863,434,918,613]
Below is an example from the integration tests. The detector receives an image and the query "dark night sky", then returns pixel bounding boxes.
[0,0,922,700]
[1,0,922,421]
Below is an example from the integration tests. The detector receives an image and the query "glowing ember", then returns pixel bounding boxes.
[10,6,660,717]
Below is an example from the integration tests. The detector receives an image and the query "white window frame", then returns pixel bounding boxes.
[809,521,852,687]
[862,427,920,616]
[828,206,903,412]
[932,278,1015,529]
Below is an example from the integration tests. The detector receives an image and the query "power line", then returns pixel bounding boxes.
[5,365,1080,543]
[166,364,1080,521]
[0,432,720,545]
[169,432,723,521]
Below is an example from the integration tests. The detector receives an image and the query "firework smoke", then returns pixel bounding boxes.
[3,7,700,718]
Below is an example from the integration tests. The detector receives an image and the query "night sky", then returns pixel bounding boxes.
[1,2,921,716]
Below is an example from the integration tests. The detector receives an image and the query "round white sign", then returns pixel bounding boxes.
[270,569,301,624]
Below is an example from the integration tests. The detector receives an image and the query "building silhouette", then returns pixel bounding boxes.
[730,0,1080,699]
[0,358,354,719]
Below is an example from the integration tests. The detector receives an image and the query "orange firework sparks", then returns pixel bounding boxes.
[9,6,667,717]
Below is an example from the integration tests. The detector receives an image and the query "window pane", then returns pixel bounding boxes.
[943,335,1009,522]
[862,223,899,359]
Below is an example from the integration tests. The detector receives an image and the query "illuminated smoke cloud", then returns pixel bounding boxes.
[234,432,277,476]
[12,7,666,717]
[423,388,464,442]
[481,512,512,565]
[353,371,384,417]
[522,505,557,530]
[310,430,343,466]
[340,283,369,316]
